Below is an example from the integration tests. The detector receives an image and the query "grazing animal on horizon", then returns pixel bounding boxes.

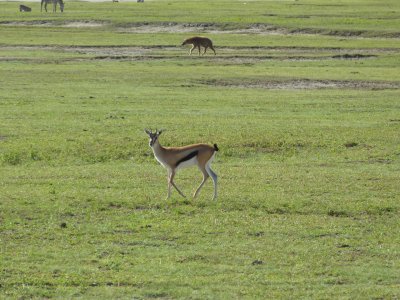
[181,36,216,56]
[145,129,219,200]
[19,5,32,12]
[41,0,64,12]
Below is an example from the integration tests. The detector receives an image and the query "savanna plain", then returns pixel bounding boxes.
[0,0,399,298]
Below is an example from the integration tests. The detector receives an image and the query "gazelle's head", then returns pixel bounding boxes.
[144,129,164,147]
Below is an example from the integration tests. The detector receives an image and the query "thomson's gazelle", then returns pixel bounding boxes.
[145,129,219,200]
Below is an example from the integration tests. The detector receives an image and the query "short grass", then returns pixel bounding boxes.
[1,0,400,299]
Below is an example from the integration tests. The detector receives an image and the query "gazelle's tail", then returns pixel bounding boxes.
[214,144,219,151]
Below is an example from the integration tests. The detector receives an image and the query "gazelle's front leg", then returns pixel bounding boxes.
[168,170,186,198]
[166,171,172,199]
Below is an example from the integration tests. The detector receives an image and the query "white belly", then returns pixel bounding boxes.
[176,156,198,171]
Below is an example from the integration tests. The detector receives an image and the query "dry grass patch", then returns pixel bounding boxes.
[202,78,400,90]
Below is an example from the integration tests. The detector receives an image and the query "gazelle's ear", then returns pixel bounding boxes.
[157,129,165,135]
[144,129,151,135]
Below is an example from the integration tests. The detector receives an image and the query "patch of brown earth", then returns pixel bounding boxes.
[117,22,288,35]
[62,22,104,28]
[1,21,398,38]
[117,22,400,38]
[0,45,392,64]
[0,21,105,28]
[202,79,400,90]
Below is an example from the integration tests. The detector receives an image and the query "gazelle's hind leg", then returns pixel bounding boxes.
[205,155,218,200]
[193,167,209,198]
[206,166,217,200]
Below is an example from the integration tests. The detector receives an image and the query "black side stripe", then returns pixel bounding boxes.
[176,151,198,167]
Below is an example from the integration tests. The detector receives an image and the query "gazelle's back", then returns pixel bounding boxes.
[165,143,214,153]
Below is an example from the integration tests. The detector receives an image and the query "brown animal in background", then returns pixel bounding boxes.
[181,36,216,56]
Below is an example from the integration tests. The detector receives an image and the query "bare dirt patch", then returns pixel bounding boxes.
[202,78,400,90]
[290,28,400,39]
[62,21,104,28]
[211,53,377,63]
[1,21,399,38]
[0,20,106,28]
[116,22,400,38]
[40,45,390,58]
[0,45,166,56]
[118,22,292,35]
[63,46,160,56]
[0,21,54,27]
[0,45,391,64]
[117,22,294,35]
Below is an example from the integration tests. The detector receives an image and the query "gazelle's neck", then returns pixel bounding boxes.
[151,139,170,168]
[151,139,165,155]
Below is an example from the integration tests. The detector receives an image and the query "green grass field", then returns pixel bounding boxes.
[1,0,400,298]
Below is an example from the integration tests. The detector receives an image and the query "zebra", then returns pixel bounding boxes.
[41,0,64,12]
